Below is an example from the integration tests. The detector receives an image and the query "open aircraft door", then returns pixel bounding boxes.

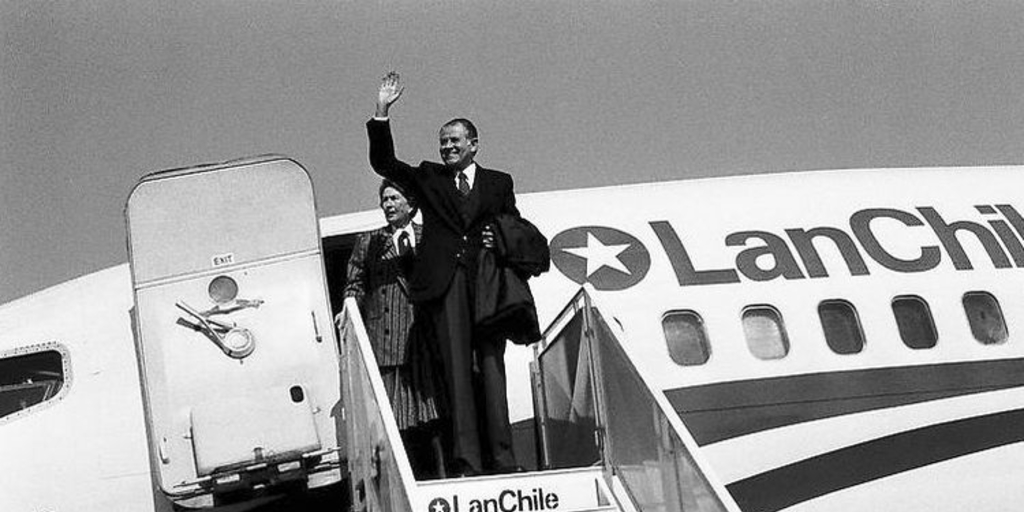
[126,156,342,507]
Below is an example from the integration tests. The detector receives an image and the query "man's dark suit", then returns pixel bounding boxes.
[367,118,519,473]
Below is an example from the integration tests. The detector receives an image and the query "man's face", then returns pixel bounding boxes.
[439,123,477,171]
[380,186,413,228]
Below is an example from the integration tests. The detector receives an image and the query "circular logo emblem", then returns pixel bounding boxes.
[428,498,452,512]
[550,226,651,291]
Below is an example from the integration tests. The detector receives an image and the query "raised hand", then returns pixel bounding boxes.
[376,71,404,117]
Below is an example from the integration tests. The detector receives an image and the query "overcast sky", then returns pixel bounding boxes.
[3,1,1024,304]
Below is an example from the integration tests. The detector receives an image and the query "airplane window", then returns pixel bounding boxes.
[0,346,66,422]
[818,300,865,354]
[742,306,790,360]
[892,295,938,349]
[662,311,710,366]
[962,291,1008,345]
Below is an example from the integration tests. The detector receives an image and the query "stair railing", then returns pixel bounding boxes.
[534,286,742,512]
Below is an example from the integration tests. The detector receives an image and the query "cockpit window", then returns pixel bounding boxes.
[742,306,790,360]
[662,310,710,366]
[0,344,69,422]
[819,300,865,354]
[963,291,1008,345]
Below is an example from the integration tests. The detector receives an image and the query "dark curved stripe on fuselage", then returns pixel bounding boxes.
[664,358,1024,445]
[726,408,1024,512]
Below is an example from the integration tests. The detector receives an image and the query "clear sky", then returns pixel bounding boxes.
[3,1,1024,304]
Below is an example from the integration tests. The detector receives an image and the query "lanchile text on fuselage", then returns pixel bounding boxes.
[650,204,1024,285]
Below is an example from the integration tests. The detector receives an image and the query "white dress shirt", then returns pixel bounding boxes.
[455,163,477,191]
[390,222,417,254]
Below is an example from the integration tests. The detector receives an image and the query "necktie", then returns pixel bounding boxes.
[457,171,470,197]
[397,230,412,257]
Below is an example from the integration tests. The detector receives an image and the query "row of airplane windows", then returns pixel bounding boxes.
[662,291,1009,366]
[0,291,1010,418]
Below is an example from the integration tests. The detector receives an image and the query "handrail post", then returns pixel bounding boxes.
[529,356,551,470]
[581,289,610,471]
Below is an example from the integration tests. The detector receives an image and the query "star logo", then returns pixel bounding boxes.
[429,498,451,512]
[550,226,651,291]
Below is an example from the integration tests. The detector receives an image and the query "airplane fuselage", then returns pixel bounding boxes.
[6,165,1024,511]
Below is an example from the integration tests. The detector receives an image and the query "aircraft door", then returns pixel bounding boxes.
[125,157,342,506]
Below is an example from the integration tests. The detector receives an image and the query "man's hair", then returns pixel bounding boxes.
[378,179,417,212]
[441,118,478,140]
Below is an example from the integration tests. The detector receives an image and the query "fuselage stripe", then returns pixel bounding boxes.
[665,358,1024,445]
[725,408,1024,512]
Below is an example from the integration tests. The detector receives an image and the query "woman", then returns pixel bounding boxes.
[343,180,447,479]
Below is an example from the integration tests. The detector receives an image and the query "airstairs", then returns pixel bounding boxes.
[338,287,742,512]
[123,155,738,510]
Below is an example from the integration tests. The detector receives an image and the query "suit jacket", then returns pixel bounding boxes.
[475,251,542,345]
[493,213,550,277]
[475,214,549,345]
[367,118,520,302]
[343,223,422,366]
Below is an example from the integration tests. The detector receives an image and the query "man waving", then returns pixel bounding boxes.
[366,72,521,476]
